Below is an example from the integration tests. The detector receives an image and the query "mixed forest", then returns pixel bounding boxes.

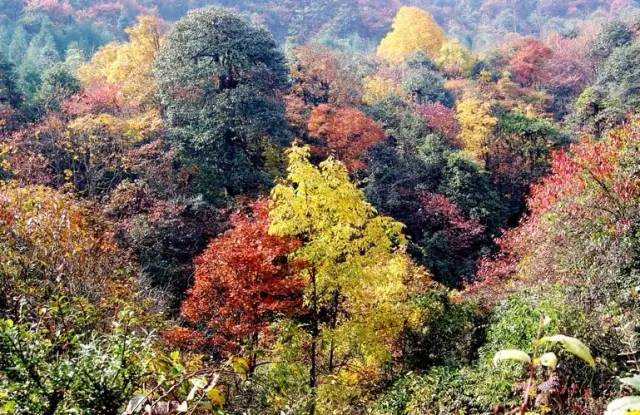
[3,0,640,414]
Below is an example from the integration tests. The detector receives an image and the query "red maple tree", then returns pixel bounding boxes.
[506,37,553,87]
[166,199,305,370]
[307,104,385,171]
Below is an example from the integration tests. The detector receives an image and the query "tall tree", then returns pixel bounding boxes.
[269,144,419,413]
[168,199,304,373]
[153,7,290,201]
[377,6,445,64]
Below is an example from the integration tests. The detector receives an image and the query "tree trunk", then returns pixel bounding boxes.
[309,269,318,415]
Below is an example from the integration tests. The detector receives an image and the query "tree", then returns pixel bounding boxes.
[456,95,497,163]
[588,20,632,62]
[506,38,553,87]
[307,104,385,171]
[8,25,28,64]
[269,144,418,413]
[77,15,161,108]
[0,181,149,325]
[364,134,504,286]
[362,75,406,105]
[167,199,304,372]
[416,102,460,144]
[0,52,22,131]
[376,6,446,64]
[0,53,21,109]
[288,46,361,108]
[486,111,567,219]
[36,63,80,113]
[436,40,474,75]
[402,53,454,106]
[153,7,290,201]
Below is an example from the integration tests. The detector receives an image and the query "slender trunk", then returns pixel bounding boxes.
[248,330,259,377]
[519,316,545,414]
[309,269,318,415]
[328,289,340,372]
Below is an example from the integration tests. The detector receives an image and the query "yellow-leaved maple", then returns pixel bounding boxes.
[376,6,446,64]
[77,15,161,107]
[456,95,497,163]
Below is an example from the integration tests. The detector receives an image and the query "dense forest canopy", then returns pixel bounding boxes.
[2,0,640,414]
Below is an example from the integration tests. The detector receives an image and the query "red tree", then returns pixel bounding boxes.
[166,199,305,371]
[307,104,385,171]
[469,122,640,303]
[506,38,553,87]
[416,102,460,145]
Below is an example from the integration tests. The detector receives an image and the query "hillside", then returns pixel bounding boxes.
[1,1,640,414]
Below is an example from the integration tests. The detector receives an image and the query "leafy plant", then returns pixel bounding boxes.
[605,375,640,415]
[493,316,595,414]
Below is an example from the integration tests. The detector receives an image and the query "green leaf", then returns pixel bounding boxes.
[540,335,595,367]
[538,352,558,368]
[493,349,531,367]
[604,396,640,415]
[621,375,640,392]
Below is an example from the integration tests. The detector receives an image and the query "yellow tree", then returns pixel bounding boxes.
[436,39,474,75]
[77,15,161,108]
[376,6,446,64]
[268,144,423,413]
[456,95,497,163]
[362,75,406,104]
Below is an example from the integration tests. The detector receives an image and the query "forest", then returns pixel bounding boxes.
[2,0,640,414]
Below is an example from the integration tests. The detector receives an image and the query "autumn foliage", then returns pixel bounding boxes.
[376,6,445,63]
[307,104,385,171]
[167,199,305,359]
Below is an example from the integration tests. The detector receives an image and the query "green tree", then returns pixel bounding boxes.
[36,63,80,113]
[153,7,290,201]
[0,52,21,109]
[7,25,28,64]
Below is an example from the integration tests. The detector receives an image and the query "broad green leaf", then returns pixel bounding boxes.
[493,349,531,367]
[604,396,640,415]
[621,375,640,392]
[540,335,595,367]
[538,352,558,368]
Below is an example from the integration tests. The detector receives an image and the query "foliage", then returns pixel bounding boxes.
[307,104,385,171]
[402,52,454,107]
[168,199,304,367]
[376,6,445,64]
[0,182,143,313]
[285,45,363,130]
[77,15,161,108]
[2,2,640,414]
[436,40,474,76]
[269,144,425,413]
[153,7,290,201]
[0,311,152,415]
[456,95,497,163]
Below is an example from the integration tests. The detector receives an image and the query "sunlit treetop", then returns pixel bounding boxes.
[377,6,446,64]
[77,15,162,108]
